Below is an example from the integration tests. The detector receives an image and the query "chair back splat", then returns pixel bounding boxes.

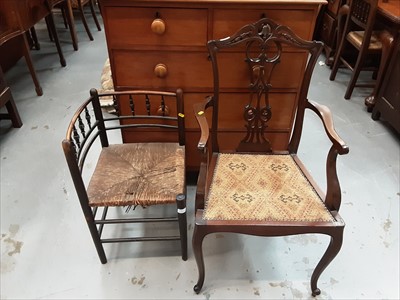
[63,88,187,264]
[192,18,349,297]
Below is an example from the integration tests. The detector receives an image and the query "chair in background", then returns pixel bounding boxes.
[192,18,349,296]
[62,88,187,263]
[49,0,78,50]
[0,1,43,96]
[329,0,392,100]
[70,0,101,41]
[0,66,22,128]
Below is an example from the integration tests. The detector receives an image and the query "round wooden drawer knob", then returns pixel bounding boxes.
[151,18,166,35]
[154,63,168,78]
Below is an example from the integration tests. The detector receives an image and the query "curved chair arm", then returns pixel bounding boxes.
[307,100,349,155]
[307,100,349,212]
[193,96,214,210]
[193,96,213,151]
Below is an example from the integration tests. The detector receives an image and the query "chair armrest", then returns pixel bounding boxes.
[307,100,349,212]
[193,96,213,210]
[307,100,349,155]
[193,96,213,151]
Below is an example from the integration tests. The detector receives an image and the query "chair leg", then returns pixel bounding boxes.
[344,50,366,99]
[29,27,40,50]
[21,34,43,96]
[310,231,343,297]
[193,225,208,294]
[176,194,187,261]
[5,95,23,128]
[89,0,101,31]
[64,2,79,51]
[83,206,107,264]
[329,39,346,82]
[79,1,94,41]
[45,14,66,67]
[365,31,394,112]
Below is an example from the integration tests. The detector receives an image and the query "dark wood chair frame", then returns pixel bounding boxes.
[71,0,101,41]
[192,18,349,297]
[62,88,187,263]
[329,0,392,100]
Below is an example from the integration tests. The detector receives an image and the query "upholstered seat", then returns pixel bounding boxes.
[192,18,349,297]
[87,143,185,207]
[203,153,334,222]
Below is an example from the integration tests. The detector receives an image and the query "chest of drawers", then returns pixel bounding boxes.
[100,0,326,171]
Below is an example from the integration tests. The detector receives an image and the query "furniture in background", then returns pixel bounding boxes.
[192,18,349,296]
[49,0,78,50]
[67,0,101,41]
[62,89,187,263]
[99,0,326,172]
[372,31,400,133]
[0,0,44,96]
[365,0,400,112]
[0,66,22,128]
[329,0,392,100]
[0,0,70,96]
[315,0,347,65]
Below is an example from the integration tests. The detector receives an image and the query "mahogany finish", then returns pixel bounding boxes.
[0,0,69,96]
[99,0,326,171]
[192,18,349,296]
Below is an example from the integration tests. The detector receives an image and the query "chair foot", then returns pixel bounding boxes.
[192,225,207,294]
[371,110,381,120]
[312,288,321,297]
[194,284,202,294]
[310,232,343,297]
[36,86,43,96]
[176,193,187,261]
[365,95,375,112]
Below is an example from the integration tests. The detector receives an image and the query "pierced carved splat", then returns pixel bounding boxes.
[236,22,283,153]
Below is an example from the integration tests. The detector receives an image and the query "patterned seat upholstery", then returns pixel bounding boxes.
[204,153,334,222]
[192,18,349,297]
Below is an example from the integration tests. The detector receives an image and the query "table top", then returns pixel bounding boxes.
[378,0,400,24]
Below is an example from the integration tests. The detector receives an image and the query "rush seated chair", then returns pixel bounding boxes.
[62,88,187,263]
[192,18,349,296]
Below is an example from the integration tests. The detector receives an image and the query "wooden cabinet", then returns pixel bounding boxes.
[372,36,400,134]
[100,0,326,171]
[316,0,346,64]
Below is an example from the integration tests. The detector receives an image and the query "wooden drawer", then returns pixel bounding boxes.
[212,9,316,40]
[112,50,212,89]
[104,7,208,47]
[320,12,335,45]
[216,51,308,89]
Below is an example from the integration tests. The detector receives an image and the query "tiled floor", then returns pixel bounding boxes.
[1,11,399,300]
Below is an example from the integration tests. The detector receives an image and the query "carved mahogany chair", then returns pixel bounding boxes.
[62,88,187,263]
[192,18,349,296]
[329,0,392,100]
